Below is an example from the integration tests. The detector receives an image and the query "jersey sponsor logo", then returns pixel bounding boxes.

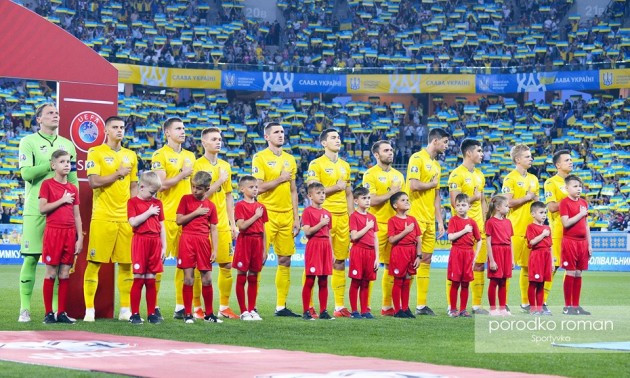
[86,160,95,169]
[411,166,419,173]
[39,145,48,154]
[70,111,106,153]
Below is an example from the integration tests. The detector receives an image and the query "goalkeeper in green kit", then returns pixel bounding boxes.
[18,103,78,322]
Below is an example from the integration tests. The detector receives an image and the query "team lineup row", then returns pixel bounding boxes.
[17,103,591,324]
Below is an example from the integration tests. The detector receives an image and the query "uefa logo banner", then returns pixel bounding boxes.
[69,111,106,153]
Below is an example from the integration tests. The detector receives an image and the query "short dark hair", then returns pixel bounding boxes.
[530,201,546,213]
[319,128,338,143]
[371,140,391,154]
[455,193,469,203]
[389,191,407,208]
[428,128,450,142]
[51,149,69,161]
[201,127,221,137]
[565,174,582,186]
[460,139,481,156]
[239,175,256,186]
[353,186,369,198]
[35,103,56,118]
[307,181,325,194]
[552,149,571,166]
[163,117,182,131]
[264,121,281,134]
[105,116,124,126]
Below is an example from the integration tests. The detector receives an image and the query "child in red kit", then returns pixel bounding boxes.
[348,186,379,319]
[301,182,334,320]
[560,175,592,315]
[486,195,514,316]
[127,171,165,325]
[447,193,482,318]
[176,171,222,324]
[233,175,268,321]
[387,192,421,319]
[526,201,553,315]
[39,150,82,324]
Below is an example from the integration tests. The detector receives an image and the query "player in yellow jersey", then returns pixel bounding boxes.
[151,118,196,319]
[83,116,138,322]
[542,149,573,314]
[405,128,448,316]
[501,144,540,312]
[192,127,239,319]
[362,140,405,316]
[252,122,300,317]
[306,129,353,318]
[447,139,489,315]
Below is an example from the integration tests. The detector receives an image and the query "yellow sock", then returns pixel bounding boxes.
[505,277,511,304]
[193,269,202,308]
[381,269,394,309]
[520,267,529,305]
[367,280,373,307]
[117,263,133,308]
[445,278,451,308]
[332,269,346,309]
[175,268,184,306]
[83,262,100,308]
[472,271,485,307]
[218,267,233,308]
[154,272,162,307]
[275,265,290,308]
[416,263,430,307]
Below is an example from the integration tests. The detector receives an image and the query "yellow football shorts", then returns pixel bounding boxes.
[87,219,132,264]
[512,234,530,267]
[551,232,562,267]
[265,210,295,256]
[475,232,488,264]
[376,223,392,264]
[164,220,182,258]
[331,212,350,261]
[213,229,233,264]
[418,221,436,255]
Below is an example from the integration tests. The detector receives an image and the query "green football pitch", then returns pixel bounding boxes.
[0,265,628,377]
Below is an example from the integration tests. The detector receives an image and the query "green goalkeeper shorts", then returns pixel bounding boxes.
[21,215,45,255]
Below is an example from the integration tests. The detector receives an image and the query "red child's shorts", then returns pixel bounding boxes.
[561,237,589,271]
[348,245,377,281]
[389,245,417,278]
[42,226,76,266]
[304,237,333,276]
[233,234,265,273]
[528,248,552,282]
[177,232,212,271]
[487,244,513,279]
[447,246,474,282]
[131,234,163,274]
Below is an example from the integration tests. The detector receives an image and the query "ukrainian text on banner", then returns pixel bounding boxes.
[222,71,346,93]
[347,74,391,93]
[419,74,476,93]
[600,69,630,89]
[477,70,600,93]
[113,64,221,89]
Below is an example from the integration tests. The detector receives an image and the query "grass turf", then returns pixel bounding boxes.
[0,265,628,377]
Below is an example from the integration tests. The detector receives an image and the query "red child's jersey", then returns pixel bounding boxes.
[176,194,218,235]
[387,215,421,246]
[39,178,79,228]
[127,196,164,235]
[234,200,268,235]
[526,223,552,250]
[448,215,481,247]
[349,211,378,249]
[302,206,332,239]
[485,216,514,245]
[559,197,588,239]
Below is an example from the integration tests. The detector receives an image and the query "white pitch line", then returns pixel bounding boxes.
[63,98,115,105]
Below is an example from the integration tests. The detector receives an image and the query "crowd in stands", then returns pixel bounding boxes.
[24,0,630,73]
[1,78,629,230]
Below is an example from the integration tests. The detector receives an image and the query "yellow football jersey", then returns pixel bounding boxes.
[362,165,405,224]
[406,149,441,223]
[252,148,297,213]
[306,155,351,214]
[502,169,540,235]
[544,174,568,236]
[151,145,196,221]
[86,144,138,221]
[192,156,232,231]
[448,164,485,231]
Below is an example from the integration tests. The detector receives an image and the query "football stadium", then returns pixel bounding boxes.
[0,0,629,376]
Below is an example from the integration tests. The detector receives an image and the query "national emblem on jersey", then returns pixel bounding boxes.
[123,156,130,164]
